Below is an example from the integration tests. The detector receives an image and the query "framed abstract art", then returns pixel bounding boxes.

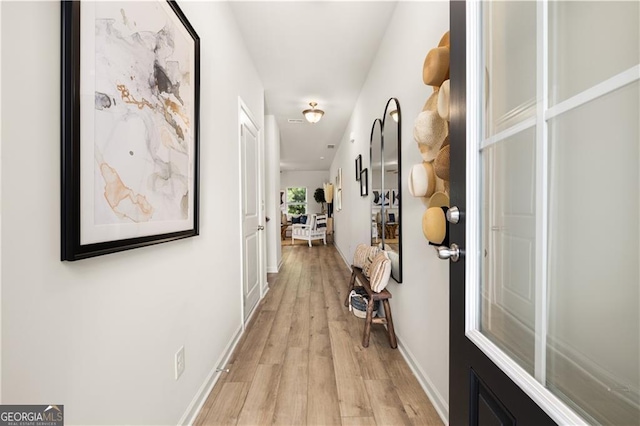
[61,0,200,260]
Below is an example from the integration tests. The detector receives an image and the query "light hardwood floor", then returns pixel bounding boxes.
[194,244,443,426]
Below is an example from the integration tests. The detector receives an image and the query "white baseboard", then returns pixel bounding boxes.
[335,243,446,421]
[178,324,243,426]
[396,333,449,425]
[244,294,264,330]
[334,243,351,269]
[260,286,270,303]
[267,255,284,273]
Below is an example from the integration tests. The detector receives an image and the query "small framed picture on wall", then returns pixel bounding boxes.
[360,168,368,196]
[355,154,362,181]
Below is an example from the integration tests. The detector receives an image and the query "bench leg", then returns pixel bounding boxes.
[362,298,375,348]
[382,299,397,349]
[344,270,357,307]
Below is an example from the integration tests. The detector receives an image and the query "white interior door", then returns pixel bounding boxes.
[482,129,537,372]
[240,103,262,322]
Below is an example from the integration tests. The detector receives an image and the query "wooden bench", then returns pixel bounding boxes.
[344,265,397,349]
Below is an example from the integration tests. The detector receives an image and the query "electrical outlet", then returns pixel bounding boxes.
[175,346,185,380]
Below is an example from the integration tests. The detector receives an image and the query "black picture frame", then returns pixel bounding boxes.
[61,0,201,261]
[360,168,368,196]
[355,154,362,181]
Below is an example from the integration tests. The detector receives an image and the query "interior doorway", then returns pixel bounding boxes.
[239,99,265,323]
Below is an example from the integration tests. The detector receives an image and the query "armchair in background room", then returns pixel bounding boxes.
[280,212,292,240]
[291,214,327,247]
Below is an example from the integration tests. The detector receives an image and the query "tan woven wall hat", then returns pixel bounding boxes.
[422,46,450,87]
[438,31,450,48]
[434,144,450,181]
[428,191,450,209]
[414,91,448,162]
[437,79,450,121]
[408,162,436,197]
[422,207,447,245]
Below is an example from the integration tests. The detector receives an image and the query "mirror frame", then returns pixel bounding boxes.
[369,98,402,283]
[382,98,402,283]
[369,118,383,249]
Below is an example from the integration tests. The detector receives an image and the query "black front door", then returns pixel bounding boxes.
[448,0,640,424]
[448,2,554,424]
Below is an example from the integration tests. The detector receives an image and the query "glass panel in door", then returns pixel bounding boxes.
[547,80,640,425]
[482,0,537,137]
[481,127,537,375]
[477,0,640,423]
[549,1,640,105]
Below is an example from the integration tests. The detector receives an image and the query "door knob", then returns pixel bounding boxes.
[446,206,461,224]
[257,225,265,231]
[437,243,461,262]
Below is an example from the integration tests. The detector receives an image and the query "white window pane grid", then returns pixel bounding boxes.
[473,1,640,423]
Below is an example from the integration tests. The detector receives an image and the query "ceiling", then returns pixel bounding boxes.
[229,1,398,171]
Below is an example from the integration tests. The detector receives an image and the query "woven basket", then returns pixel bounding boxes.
[348,287,379,319]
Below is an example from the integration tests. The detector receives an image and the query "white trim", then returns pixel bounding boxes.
[178,324,243,426]
[266,266,279,274]
[465,0,482,334]
[465,2,588,424]
[180,271,272,425]
[238,97,263,327]
[492,98,537,131]
[533,0,549,386]
[396,333,449,425]
[334,241,352,270]
[468,330,588,425]
[238,106,245,330]
[243,290,262,328]
[545,64,640,121]
[479,117,536,151]
[259,128,268,299]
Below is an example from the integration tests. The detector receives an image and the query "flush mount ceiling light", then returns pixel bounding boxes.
[303,102,324,124]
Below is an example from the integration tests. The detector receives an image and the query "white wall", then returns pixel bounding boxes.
[1,2,263,424]
[329,2,450,420]
[265,116,282,272]
[280,170,329,214]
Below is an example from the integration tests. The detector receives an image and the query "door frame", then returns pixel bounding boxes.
[238,97,266,328]
[449,1,588,423]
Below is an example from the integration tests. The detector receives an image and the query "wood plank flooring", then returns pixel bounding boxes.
[194,244,443,425]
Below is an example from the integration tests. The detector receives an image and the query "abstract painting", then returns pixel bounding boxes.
[62,0,200,260]
[372,189,390,207]
[373,189,382,207]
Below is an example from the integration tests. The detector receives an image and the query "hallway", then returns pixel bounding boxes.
[194,244,443,425]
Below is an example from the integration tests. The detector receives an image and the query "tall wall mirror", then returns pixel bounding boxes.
[370,98,402,283]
